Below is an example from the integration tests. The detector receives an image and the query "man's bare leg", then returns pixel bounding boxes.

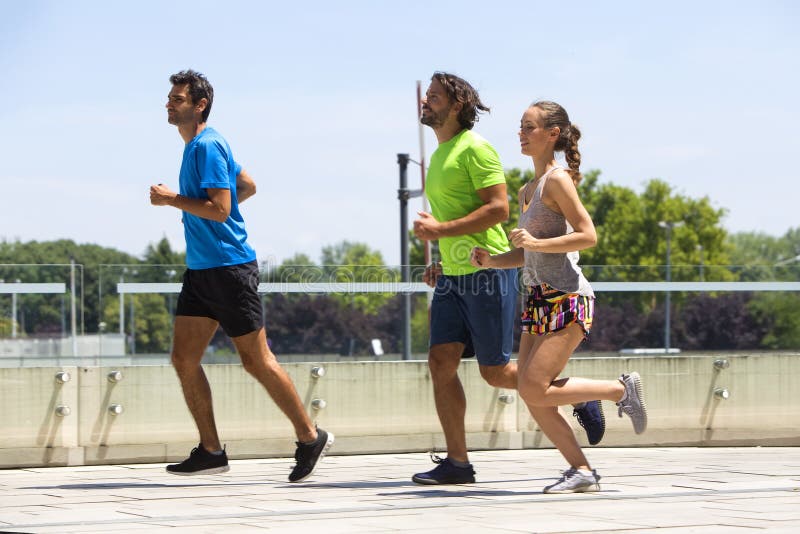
[171,315,222,452]
[428,342,468,462]
[234,328,316,443]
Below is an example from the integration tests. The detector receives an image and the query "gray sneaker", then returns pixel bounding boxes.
[543,467,601,494]
[617,372,647,434]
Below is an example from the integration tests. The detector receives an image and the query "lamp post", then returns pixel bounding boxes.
[397,154,424,361]
[70,259,78,356]
[658,221,683,351]
[397,154,412,360]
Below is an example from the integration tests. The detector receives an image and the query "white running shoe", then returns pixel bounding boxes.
[543,467,601,494]
[617,372,648,434]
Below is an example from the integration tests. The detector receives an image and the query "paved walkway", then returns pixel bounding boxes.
[1,447,799,533]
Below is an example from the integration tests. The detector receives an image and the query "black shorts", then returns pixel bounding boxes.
[176,260,263,337]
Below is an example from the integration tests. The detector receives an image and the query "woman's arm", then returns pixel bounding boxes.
[510,171,596,253]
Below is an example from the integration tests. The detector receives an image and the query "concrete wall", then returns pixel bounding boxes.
[1,352,798,468]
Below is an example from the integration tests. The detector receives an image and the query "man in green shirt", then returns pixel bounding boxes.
[411,72,519,484]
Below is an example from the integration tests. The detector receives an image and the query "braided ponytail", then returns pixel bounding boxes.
[563,124,582,185]
[531,101,583,185]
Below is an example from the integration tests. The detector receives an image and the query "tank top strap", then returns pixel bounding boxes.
[536,165,564,193]
[522,165,564,212]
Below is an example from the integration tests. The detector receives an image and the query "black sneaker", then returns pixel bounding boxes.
[166,444,230,476]
[573,400,606,445]
[288,427,334,483]
[412,454,476,485]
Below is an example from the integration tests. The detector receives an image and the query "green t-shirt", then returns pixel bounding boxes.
[425,129,511,275]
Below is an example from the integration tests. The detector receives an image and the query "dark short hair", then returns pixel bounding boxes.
[169,69,214,122]
[431,72,490,130]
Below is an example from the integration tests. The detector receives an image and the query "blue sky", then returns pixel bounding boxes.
[1,0,798,267]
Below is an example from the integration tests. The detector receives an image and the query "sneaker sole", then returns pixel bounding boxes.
[289,432,335,483]
[411,473,476,485]
[544,484,600,494]
[628,372,648,434]
[165,464,230,476]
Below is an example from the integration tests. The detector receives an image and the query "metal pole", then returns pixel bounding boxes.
[398,153,411,361]
[664,225,672,352]
[130,292,135,354]
[70,259,78,356]
[11,280,18,338]
[80,264,85,335]
[416,81,431,267]
[61,293,66,336]
[119,275,125,336]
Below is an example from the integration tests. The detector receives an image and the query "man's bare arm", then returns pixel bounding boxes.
[236,168,256,203]
[414,183,509,241]
[150,184,231,223]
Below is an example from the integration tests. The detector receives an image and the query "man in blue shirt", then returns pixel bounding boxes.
[150,69,332,482]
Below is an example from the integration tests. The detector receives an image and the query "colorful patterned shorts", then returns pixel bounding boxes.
[520,283,594,336]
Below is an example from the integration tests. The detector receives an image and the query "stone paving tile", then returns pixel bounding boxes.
[31,522,159,533]
[591,527,788,534]
[244,520,394,533]
[459,512,643,533]
[1,447,799,533]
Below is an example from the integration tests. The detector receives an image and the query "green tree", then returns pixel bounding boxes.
[749,293,800,349]
[102,293,172,353]
[727,232,786,265]
[775,227,800,280]
[0,238,184,351]
[725,228,800,348]
[727,227,800,281]
[143,237,185,266]
[0,239,140,335]
[267,253,321,283]
[579,175,730,282]
[0,316,14,337]
[320,241,395,315]
[726,231,787,281]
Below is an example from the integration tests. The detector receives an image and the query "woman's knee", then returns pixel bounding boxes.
[518,379,548,406]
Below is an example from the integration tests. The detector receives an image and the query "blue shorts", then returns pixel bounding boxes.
[429,268,518,366]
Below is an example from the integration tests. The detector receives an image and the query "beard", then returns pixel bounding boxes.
[420,104,452,127]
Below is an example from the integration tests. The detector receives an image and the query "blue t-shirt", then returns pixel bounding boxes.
[178,127,257,270]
